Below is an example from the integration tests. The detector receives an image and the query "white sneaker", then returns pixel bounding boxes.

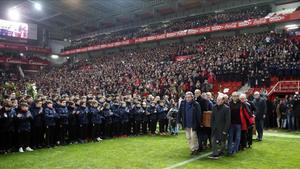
[96,137,102,142]
[25,147,34,152]
[19,147,24,153]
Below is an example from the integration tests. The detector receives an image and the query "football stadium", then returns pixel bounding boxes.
[0,0,300,169]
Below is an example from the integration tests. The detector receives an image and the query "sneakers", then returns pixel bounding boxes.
[208,154,220,160]
[25,147,34,152]
[19,147,24,153]
[96,137,103,142]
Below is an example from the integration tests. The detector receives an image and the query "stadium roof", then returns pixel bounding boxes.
[0,0,275,39]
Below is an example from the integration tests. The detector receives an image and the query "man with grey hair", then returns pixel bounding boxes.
[209,93,231,159]
[177,91,202,155]
[252,91,267,141]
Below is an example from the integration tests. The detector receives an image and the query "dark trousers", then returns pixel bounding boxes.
[142,121,148,134]
[79,124,88,140]
[247,126,253,146]
[0,131,8,151]
[204,127,212,147]
[211,131,227,156]
[113,122,121,136]
[32,126,44,147]
[121,122,130,135]
[104,122,112,138]
[45,126,56,146]
[197,128,205,150]
[255,118,264,140]
[240,130,247,149]
[295,117,300,130]
[58,124,68,144]
[134,121,141,135]
[159,119,168,133]
[129,119,135,135]
[69,125,78,142]
[149,120,157,134]
[18,131,31,148]
[91,123,101,140]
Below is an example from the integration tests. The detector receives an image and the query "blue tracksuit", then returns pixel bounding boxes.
[44,107,59,127]
[90,107,103,124]
[56,105,69,125]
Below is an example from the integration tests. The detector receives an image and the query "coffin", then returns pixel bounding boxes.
[202,111,212,127]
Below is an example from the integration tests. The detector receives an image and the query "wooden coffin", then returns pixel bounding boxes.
[202,111,212,127]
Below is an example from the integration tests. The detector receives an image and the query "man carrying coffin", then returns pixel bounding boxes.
[209,93,231,159]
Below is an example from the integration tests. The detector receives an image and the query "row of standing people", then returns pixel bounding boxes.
[0,95,180,154]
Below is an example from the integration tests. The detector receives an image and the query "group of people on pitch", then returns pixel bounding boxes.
[0,93,181,154]
[177,90,266,159]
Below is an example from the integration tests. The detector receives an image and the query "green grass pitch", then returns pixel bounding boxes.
[0,130,299,169]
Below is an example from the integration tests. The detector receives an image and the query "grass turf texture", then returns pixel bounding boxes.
[0,130,299,169]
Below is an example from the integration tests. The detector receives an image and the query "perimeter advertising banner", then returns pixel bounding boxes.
[61,10,300,56]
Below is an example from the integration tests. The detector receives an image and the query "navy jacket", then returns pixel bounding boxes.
[56,105,69,125]
[147,106,157,121]
[133,107,144,122]
[44,107,59,126]
[156,105,168,120]
[177,100,202,130]
[252,98,267,120]
[78,106,89,125]
[30,106,44,127]
[0,108,16,132]
[103,108,113,124]
[68,106,78,126]
[119,107,129,123]
[90,107,104,124]
[16,109,33,132]
[112,108,121,123]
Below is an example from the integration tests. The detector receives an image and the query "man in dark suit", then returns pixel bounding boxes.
[252,91,267,141]
[194,89,207,151]
[209,93,231,159]
[177,91,202,155]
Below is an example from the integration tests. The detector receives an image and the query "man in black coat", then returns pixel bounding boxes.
[252,91,267,141]
[294,94,300,130]
[177,91,202,155]
[209,94,231,159]
[194,89,208,151]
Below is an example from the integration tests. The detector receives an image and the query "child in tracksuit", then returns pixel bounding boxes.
[89,100,103,142]
[16,102,34,152]
[167,100,178,135]
[44,100,59,147]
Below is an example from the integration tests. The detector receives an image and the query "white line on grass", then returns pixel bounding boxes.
[163,152,211,169]
[163,132,300,169]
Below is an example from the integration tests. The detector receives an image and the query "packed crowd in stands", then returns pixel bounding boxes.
[63,5,271,51]
[35,31,300,98]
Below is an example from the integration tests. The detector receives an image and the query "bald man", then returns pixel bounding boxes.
[209,94,231,159]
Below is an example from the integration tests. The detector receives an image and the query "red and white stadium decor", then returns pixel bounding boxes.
[0,56,49,65]
[61,10,300,56]
[0,42,51,54]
